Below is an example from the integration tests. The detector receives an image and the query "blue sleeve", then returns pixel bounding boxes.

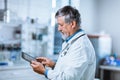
[44,69,49,78]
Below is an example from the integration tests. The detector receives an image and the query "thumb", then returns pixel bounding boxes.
[42,61,47,65]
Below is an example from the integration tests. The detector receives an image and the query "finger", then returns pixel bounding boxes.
[36,57,44,59]
[37,57,47,60]
[31,63,34,67]
[41,61,47,65]
[36,57,47,62]
[31,63,36,68]
[31,61,40,65]
[31,61,37,64]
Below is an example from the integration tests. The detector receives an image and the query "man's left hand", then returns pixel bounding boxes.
[31,61,45,75]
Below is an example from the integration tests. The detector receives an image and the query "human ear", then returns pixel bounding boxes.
[71,21,76,29]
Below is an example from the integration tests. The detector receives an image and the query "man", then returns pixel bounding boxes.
[31,5,96,80]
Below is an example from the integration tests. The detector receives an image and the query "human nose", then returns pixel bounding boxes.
[58,25,62,31]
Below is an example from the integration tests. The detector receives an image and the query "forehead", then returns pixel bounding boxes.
[57,16,65,23]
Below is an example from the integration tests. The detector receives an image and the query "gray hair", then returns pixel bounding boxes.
[55,6,81,27]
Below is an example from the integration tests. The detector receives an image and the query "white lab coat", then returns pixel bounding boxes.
[47,31,96,80]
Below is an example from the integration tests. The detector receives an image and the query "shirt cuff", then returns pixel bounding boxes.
[44,69,49,78]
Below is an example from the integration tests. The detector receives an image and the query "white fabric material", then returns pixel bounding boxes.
[47,31,96,80]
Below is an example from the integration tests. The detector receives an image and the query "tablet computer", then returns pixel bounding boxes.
[21,52,36,63]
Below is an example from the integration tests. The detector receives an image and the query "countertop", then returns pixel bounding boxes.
[0,61,31,71]
[0,54,59,71]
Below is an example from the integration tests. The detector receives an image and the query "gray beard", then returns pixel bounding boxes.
[61,33,68,40]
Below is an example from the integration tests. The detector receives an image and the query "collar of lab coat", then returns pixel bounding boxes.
[65,29,83,42]
[62,29,86,49]
[67,29,85,43]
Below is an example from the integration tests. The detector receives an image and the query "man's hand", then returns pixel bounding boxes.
[31,61,45,75]
[36,57,56,68]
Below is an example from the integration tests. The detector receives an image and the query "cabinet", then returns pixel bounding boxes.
[100,65,120,80]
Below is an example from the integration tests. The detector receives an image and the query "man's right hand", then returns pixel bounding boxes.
[36,57,56,68]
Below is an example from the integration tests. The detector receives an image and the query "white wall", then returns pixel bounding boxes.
[98,0,120,56]
[80,0,97,33]
[80,0,120,56]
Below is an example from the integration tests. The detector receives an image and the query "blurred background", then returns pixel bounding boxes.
[0,0,120,80]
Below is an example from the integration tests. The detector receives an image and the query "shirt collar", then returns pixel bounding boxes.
[65,29,83,42]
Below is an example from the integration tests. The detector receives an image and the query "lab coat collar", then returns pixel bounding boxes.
[66,29,85,44]
[62,29,85,51]
[65,29,83,42]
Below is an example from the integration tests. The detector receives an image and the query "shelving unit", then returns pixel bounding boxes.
[0,22,21,64]
[21,18,48,57]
